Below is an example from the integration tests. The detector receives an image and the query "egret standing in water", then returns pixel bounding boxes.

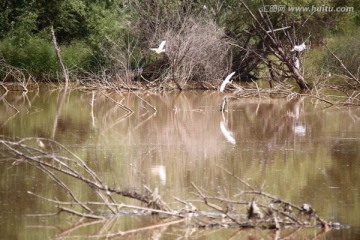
[150,40,166,54]
[220,71,236,92]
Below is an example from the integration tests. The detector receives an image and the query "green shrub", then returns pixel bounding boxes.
[0,36,57,79]
[323,29,360,78]
[0,36,93,80]
[61,41,93,76]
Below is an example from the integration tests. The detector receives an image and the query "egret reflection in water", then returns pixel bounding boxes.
[293,124,306,136]
[288,97,307,136]
[150,165,166,185]
[220,112,236,144]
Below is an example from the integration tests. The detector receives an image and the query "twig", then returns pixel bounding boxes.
[36,165,92,212]
[0,139,158,208]
[133,92,157,112]
[58,206,104,220]
[241,190,301,211]
[102,92,134,114]
[217,166,255,190]
[87,218,185,238]
[191,182,243,226]
[327,48,360,85]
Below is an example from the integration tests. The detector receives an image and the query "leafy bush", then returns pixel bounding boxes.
[0,36,93,80]
[0,0,132,81]
[0,36,57,79]
[323,30,360,78]
[61,41,93,76]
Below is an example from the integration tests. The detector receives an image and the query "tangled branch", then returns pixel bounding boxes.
[0,136,344,237]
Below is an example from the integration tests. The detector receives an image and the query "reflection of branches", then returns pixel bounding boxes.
[51,88,68,139]
[90,91,96,128]
[133,92,157,113]
[0,137,341,238]
[96,91,134,136]
[133,111,156,132]
[0,91,20,127]
[0,92,19,113]
[102,91,133,114]
[0,138,168,212]
[57,217,185,239]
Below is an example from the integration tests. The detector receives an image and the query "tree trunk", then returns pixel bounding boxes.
[50,25,69,87]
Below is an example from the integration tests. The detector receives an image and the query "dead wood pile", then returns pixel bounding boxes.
[0,137,344,236]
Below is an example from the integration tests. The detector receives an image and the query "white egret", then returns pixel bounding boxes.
[247,199,264,220]
[291,42,306,52]
[37,139,45,148]
[300,203,315,215]
[293,57,300,69]
[220,71,235,92]
[150,40,166,54]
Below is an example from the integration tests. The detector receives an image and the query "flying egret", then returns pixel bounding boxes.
[150,40,166,54]
[291,42,306,52]
[220,71,235,92]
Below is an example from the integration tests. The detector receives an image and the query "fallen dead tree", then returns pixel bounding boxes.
[0,137,344,237]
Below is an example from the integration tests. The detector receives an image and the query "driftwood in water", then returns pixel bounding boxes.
[0,137,344,237]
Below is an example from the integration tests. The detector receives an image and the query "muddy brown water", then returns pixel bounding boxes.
[0,89,359,239]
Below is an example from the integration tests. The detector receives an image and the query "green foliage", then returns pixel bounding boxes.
[0,35,93,79]
[0,0,132,80]
[323,29,360,78]
[0,36,57,78]
[205,0,359,45]
[0,0,132,44]
[61,41,93,76]
[0,0,358,82]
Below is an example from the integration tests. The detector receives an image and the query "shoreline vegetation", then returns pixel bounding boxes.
[0,1,359,104]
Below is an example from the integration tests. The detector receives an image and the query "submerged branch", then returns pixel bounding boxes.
[58,206,104,220]
[0,138,163,212]
[0,136,343,235]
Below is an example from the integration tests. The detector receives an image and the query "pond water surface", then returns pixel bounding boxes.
[0,88,359,239]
